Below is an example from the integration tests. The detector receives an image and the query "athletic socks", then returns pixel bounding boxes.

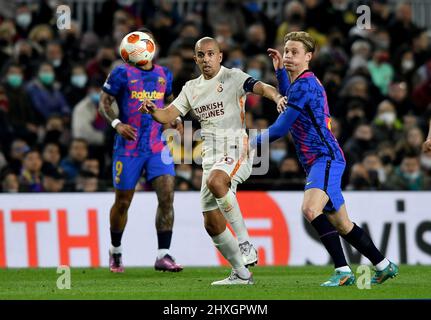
[215,189,250,244]
[157,230,172,249]
[110,229,124,248]
[311,214,349,269]
[211,228,250,279]
[341,223,387,268]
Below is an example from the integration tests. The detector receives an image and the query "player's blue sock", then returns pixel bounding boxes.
[311,214,348,268]
[157,230,172,250]
[341,223,385,266]
[110,229,123,247]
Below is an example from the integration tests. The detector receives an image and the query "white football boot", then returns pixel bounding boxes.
[211,270,254,285]
[239,241,258,267]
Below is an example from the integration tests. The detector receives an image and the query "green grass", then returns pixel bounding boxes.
[0,265,430,300]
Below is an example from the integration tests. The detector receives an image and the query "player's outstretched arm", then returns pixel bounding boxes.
[423,119,431,153]
[99,91,137,141]
[252,81,287,113]
[253,107,301,147]
[138,98,180,124]
[267,48,290,95]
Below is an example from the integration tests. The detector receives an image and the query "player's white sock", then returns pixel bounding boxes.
[215,189,250,244]
[110,245,122,254]
[157,249,170,259]
[211,228,250,279]
[335,266,351,273]
[375,258,390,271]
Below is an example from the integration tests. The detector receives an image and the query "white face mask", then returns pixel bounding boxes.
[117,0,134,6]
[420,156,431,169]
[404,171,420,180]
[378,112,396,125]
[52,59,62,67]
[16,13,32,28]
[177,170,192,181]
[377,168,387,183]
[270,149,287,164]
[402,59,415,72]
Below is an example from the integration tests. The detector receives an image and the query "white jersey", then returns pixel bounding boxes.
[172,66,252,167]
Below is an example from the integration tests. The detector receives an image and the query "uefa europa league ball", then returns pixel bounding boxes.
[119,31,156,66]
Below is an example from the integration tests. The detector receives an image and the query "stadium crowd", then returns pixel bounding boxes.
[1,0,431,193]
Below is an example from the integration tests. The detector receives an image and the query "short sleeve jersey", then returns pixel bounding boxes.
[102,63,173,156]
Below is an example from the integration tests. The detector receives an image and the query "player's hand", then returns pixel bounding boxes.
[422,138,431,153]
[267,48,283,71]
[138,98,156,114]
[276,95,287,113]
[116,123,137,141]
[171,118,184,136]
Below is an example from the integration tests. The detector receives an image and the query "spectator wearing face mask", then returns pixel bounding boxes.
[175,164,193,182]
[377,141,397,176]
[86,44,116,80]
[361,151,387,189]
[45,41,70,85]
[62,64,88,108]
[72,79,107,147]
[384,151,431,190]
[15,3,34,38]
[274,156,305,190]
[372,100,403,144]
[1,63,38,144]
[26,61,70,124]
[339,100,367,139]
[344,123,375,166]
[346,163,373,191]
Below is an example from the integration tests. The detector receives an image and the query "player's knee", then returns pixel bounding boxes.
[206,175,228,197]
[302,205,320,222]
[114,198,132,214]
[158,201,173,215]
[333,220,353,235]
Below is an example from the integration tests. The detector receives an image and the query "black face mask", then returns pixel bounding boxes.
[18,54,30,65]
[368,170,379,183]
[348,115,364,126]
[0,39,8,47]
[356,138,372,150]
[352,177,369,189]
[100,58,113,68]
[44,129,62,143]
[281,172,302,179]
[381,155,392,165]
[324,81,339,92]
[38,39,48,48]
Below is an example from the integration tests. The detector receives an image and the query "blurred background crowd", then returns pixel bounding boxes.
[1,0,431,193]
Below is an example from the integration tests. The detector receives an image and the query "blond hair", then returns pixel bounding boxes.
[284,31,316,53]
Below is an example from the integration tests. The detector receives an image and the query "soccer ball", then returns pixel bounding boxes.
[119,31,156,66]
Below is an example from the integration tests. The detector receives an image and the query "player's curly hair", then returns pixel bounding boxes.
[284,31,316,53]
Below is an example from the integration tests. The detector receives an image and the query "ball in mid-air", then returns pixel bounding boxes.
[119,31,155,66]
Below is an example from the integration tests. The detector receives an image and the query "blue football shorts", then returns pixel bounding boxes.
[112,152,175,190]
[304,158,346,212]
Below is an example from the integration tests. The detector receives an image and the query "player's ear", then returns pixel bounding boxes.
[193,54,197,64]
[219,52,223,63]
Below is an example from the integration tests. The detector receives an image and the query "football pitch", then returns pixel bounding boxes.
[1,265,430,300]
